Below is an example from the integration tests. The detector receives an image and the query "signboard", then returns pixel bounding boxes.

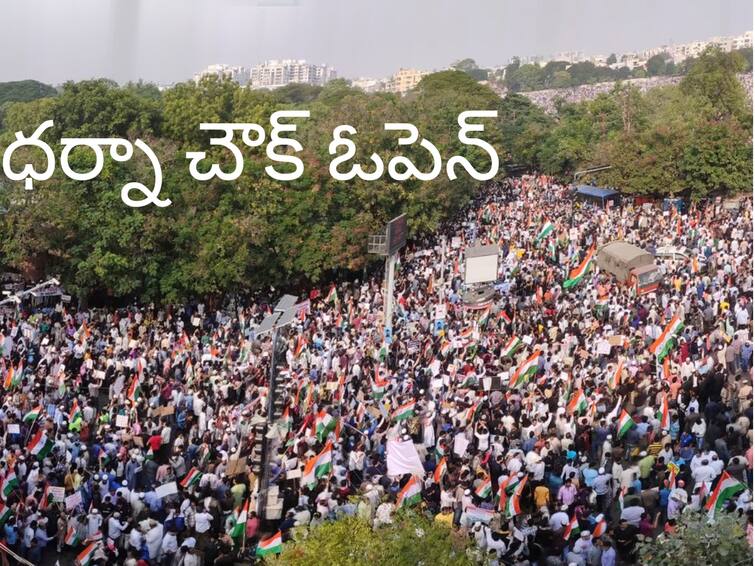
[386,214,408,256]
[155,481,178,498]
[464,244,499,285]
[384,327,392,345]
[434,305,447,320]
[65,491,82,511]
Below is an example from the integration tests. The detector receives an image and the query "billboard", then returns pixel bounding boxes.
[386,214,407,255]
[464,244,499,284]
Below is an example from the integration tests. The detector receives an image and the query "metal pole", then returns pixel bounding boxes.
[257,328,279,519]
[438,236,447,303]
[384,253,396,343]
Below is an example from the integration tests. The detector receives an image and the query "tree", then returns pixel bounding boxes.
[0,80,57,107]
[681,47,749,122]
[637,512,752,566]
[451,59,489,82]
[646,53,670,76]
[266,513,474,566]
[607,53,617,66]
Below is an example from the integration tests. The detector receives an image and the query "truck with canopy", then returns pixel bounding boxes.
[596,241,660,296]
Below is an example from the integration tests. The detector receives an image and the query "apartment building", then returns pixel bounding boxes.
[385,68,430,95]
[249,59,337,89]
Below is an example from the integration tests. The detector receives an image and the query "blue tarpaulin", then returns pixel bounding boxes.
[575,185,619,205]
[575,185,619,199]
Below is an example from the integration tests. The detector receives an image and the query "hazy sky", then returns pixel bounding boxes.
[0,0,752,84]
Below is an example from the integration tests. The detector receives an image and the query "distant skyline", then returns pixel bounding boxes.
[0,0,752,85]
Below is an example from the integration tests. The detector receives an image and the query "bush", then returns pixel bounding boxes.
[637,512,753,566]
[265,511,474,566]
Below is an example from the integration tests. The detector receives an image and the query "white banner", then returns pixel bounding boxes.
[386,439,424,477]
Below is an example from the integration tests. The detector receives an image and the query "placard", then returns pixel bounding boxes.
[115,414,129,428]
[286,469,302,479]
[608,335,627,346]
[226,458,247,476]
[65,491,82,511]
[7,424,20,434]
[49,486,66,502]
[155,406,175,416]
[155,481,178,498]
[596,341,612,355]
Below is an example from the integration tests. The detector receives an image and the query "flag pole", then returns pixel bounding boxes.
[241,499,248,554]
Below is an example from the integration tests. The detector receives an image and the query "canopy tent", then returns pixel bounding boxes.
[575,185,619,206]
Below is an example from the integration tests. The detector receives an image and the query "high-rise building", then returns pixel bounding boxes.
[193,64,250,85]
[249,59,337,89]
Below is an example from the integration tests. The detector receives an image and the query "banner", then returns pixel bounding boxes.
[386,439,424,477]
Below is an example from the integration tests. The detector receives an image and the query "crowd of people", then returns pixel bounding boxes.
[520,73,753,114]
[0,175,750,565]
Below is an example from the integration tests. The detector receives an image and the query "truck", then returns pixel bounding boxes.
[596,241,661,296]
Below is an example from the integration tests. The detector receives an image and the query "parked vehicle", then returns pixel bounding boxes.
[596,241,661,296]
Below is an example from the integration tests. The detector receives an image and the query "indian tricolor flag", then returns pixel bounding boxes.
[657,393,670,430]
[397,476,422,508]
[474,476,492,499]
[464,402,482,424]
[502,336,522,358]
[126,376,140,402]
[536,221,555,241]
[256,531,283,557]
[315,410,336,441]
[0,502,11,526]
[372,369,389,399]
[65,524,80,546]
[302,441,333,488]
[563,246,595,289]
[617,409,635,439]
[649,316,684,361]
[69,399,82,423]
[75,541,99,566]
[3,366,13,389]
[433,457,447,484]
[459,327,474,341]
[592,514,607,537]
[477,304,492,327]
[230,499,249,538]
[440,340,453,357]
[278,406,292,432]
[325,284,338,305]
[607,360,623,389]
[563,514,579,539]
[704,471,746,516]
[497,476,510,511]
[23,405,42,423]
[1,473,18,500]
[293,335,307,358]
[392,400,416,422]
[179,467,202,489]
[504,474,528,518]
[509,350,541,388]
[27,430,54,460]
[566,389,588,415]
